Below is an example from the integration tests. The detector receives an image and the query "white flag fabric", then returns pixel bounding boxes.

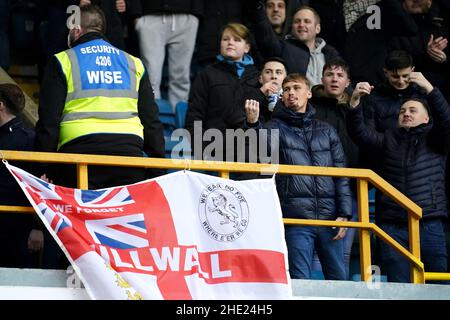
[6,162,291,300]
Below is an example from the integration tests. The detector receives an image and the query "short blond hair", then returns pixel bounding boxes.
[221,23,251,44]
[282,73,310,88]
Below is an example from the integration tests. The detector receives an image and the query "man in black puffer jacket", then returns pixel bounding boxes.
[245,73,352,280]
[348,72,449,283]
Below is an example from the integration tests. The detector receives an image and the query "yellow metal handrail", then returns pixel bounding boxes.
[0,150,448,283]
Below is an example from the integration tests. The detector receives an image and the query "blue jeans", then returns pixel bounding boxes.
[379,219,448,283]
[312,199,358,279]
[285,225,346,280]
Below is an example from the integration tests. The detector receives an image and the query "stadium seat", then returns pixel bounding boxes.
[156,99,176,137]
[175,101,188,128]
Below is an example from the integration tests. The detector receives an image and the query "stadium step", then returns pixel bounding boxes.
[1,268,450,300]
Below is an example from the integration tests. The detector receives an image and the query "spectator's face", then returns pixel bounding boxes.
[291,9,320,43]
[403,0,432,14]
[220,29,250,61]
[384,67,414,90]
[321,66,350,99]
[260,61,287,90]
[282,80,312,113]
[398,100,429,129]
[266,0,286,29]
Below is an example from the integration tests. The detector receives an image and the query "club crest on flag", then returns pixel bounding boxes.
[199,183,249,242]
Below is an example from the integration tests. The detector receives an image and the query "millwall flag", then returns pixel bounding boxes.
[6,163,291,300]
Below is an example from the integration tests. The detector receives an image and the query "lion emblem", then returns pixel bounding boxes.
[208,193,240,228]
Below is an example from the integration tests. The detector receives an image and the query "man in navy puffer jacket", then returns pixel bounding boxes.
[245,73,352,280]
[348,72,449,283]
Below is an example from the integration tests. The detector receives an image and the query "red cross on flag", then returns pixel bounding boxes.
[6,162,291,300]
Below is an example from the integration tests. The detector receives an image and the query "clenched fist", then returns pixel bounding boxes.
[245,99,260,124]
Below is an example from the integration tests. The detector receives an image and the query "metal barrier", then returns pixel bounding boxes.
[1,150,449,284]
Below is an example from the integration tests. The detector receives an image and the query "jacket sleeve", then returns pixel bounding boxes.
[328,126,352,219]
[127,0,142,18]
[435,0,450,11]
[347,104,385,151]
[185,71,209,154]
[138,71,165,158]
[380,0,418,36]
[426,88,450,149]
[35,57,67,152]
[248,0,284,59]
[243,119,279,163]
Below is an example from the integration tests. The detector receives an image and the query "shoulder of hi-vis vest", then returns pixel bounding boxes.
[55,38,145,149]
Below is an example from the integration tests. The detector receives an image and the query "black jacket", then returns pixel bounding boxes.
[0,117,34,206]
[310,85,360,169]
[254,103,352,220]
[185,59,267,157]
[35,32,165,160]
[249,1,340,76]
[0,117,35,263]
[348,88,450,223]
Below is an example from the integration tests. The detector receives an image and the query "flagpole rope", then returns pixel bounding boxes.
[0,150,7,164]
[183,158,191,172]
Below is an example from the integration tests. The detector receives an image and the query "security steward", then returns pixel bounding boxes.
[35,4,165,189]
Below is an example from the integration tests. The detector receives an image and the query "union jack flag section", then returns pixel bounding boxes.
[6,162,292,300]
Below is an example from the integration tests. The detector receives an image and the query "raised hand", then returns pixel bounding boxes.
[245,99,260,124]
[427,34,448,63]
[116,0,126,13]
[409,72,434,94]
[349,82,374,108]
[260,81,281,96]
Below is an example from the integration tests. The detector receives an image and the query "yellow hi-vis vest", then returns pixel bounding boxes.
[55,38,145,149]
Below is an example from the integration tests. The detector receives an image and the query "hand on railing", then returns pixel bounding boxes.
[40,174,53,184]
[28,229,44,252]
[332,217,348,240]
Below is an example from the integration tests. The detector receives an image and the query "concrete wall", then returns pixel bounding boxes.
[1,268,450,300]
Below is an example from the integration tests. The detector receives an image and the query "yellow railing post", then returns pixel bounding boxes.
[357,178,372,282]
[219,171,229,179]
[408,212,424,284]
[77,163,89,189]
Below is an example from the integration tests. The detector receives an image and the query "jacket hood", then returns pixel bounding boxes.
[311,84,351,104]
[272,102,316,127]
[313,38,327,52]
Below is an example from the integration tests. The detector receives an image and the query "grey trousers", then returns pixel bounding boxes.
[135,13,199,110]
